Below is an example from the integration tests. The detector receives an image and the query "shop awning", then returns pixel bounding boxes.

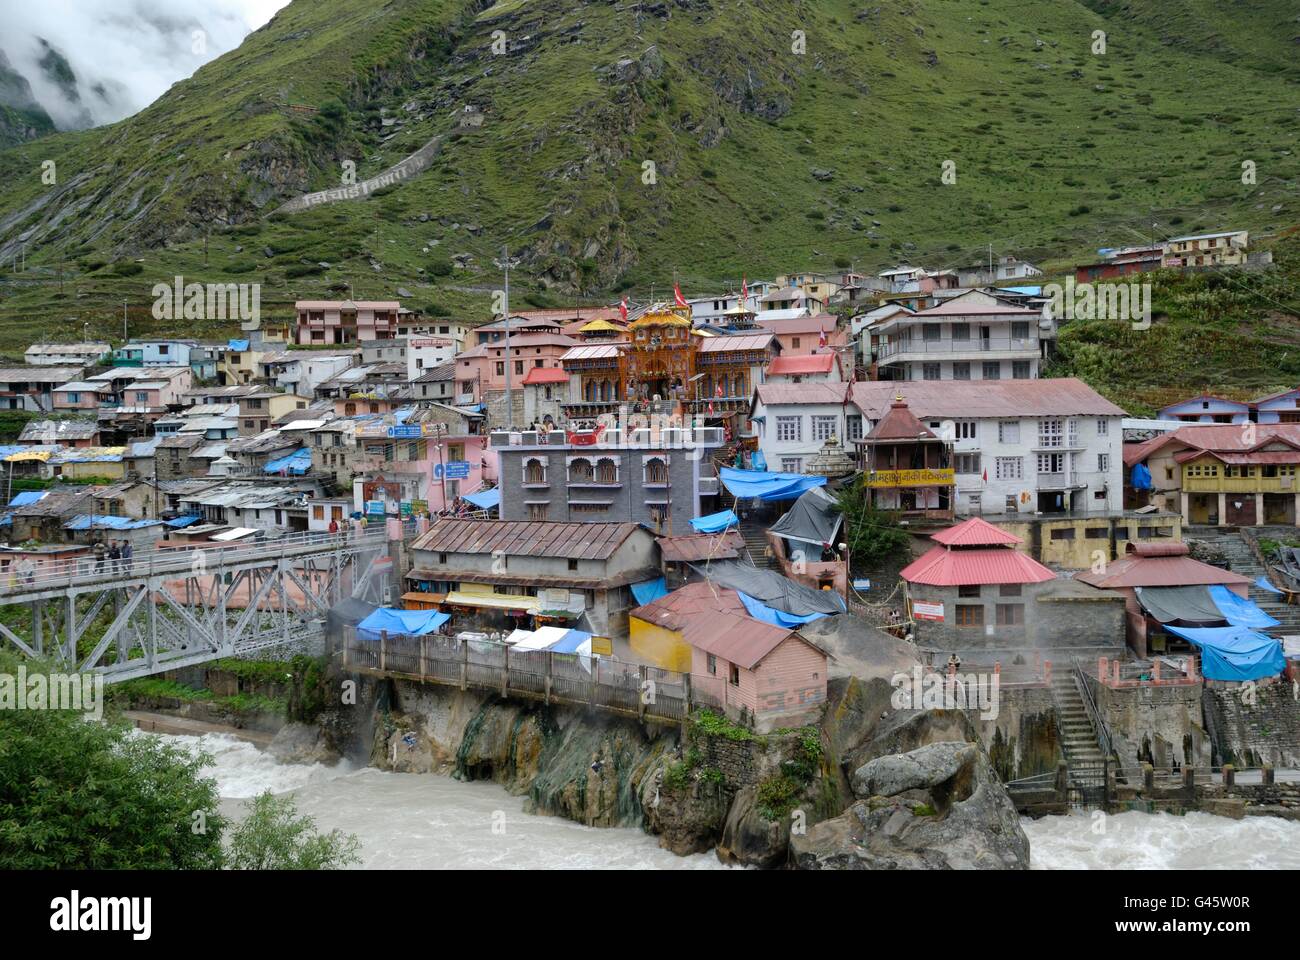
[689,510,738,533]
[463,488,500,510]
[1136,584,1280,628]
[444,590,540,612]
[719,466,826,502]
[1164,625,1285,682]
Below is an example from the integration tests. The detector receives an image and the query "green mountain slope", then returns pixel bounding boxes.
[0,0,1295,402]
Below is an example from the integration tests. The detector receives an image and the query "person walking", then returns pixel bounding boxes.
[328,517,339,536]
[93,539,107,574]
[108,541,122,575]
[122,540,134,575]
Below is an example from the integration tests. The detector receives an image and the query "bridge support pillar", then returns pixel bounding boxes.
[1222,764,1235,788]
[1143,763,1154,792]
[1262,764,1275,786]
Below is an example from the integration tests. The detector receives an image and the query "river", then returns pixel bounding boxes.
[161,732,1300,870]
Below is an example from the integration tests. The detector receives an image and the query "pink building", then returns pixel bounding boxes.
[687,609,828,732]
[295,300,401,345]
[756,314,845,357]
[455,332,577,403]
[52,381,109,411]
[765,352,843,383]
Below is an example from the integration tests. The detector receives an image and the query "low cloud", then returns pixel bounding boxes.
[0,0,289,129]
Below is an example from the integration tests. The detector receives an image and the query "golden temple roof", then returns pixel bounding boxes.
[629,307,692,329]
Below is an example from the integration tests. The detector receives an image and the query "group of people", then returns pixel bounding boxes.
[91,538,134,575]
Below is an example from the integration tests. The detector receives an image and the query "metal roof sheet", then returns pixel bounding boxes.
[410,518,645,560]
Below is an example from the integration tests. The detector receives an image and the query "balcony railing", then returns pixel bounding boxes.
[1183,475,1297,494]
[878,336,1038,359]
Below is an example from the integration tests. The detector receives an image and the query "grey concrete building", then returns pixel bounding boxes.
[489,425,725,533]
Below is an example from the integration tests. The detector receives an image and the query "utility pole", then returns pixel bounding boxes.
[502,245,513,430]
[123,301,128,341]
[987,243,993,280]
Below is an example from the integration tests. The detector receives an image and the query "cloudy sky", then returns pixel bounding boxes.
[2,0,291,129]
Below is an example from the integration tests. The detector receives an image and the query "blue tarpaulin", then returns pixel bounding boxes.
[165,515,202,528]
[463,488,500,510]
[264,448,312,475]
[630,577,668,606]
[1256,576,1285,595]
[720,466,826,502]
[227,339,250,351]
[1208,584,1280,629]
[7,491,47,508]
[1164,625,1285,682]
[1131,463,1153,490]
[548,629,592,654]
[64,515,163,531]
[738,591,829,629]
[751,450,768,472]
[689,509,739,533]
[357,607,450,639]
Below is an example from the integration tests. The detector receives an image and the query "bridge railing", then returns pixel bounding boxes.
[0,527,389,598]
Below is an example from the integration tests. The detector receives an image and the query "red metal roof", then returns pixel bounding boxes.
[1075,548,1253,589]
[629,580,746,631]
[520,366,569,386]
[681,609,804,671]
[656,531,746,564]
[1125,424,1300,467]
[768,354,836,376]
[900,545,1055,586]
[865,396,937,442]
[930,516,1023,547]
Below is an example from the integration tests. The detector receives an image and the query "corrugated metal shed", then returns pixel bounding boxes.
[410,518,644,560]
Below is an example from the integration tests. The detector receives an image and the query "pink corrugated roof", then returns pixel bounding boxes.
[768,354,836,376]
[1075,552,1253,589]
[930,517,1023,547]
[901,545,1055,586]
[682,609,802,670]
[849,379,1126,420]
[697,333,774,352]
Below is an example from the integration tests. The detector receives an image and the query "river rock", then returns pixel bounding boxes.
[641,762,729,855]
[267,721,340,765]
[790,740,1029,869]
[716,785,790,868]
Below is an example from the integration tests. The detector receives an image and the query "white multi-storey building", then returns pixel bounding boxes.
[750,378,1125,515]
[874,289,1052,382]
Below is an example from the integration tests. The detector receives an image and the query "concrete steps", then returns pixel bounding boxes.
[1050,674,1106,771]
[1186,526,1300,631]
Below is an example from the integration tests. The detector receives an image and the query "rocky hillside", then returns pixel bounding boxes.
[0,0,1295,370]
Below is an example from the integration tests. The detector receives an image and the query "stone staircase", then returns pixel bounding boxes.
[1185,525,1300,634]
[1050,671,1107,778]
[737,513,776,569]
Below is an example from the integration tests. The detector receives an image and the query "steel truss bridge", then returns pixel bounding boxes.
[0,530,393,682]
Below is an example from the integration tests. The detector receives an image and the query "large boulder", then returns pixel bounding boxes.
[790,740,1030,870]
[266,722,340,766]
[716,785,790,868]
[640,762,730,855]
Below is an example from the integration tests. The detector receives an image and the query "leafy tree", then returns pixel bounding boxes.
[0,657,227,869]
[834,484,910,570]
[226,791,361,870]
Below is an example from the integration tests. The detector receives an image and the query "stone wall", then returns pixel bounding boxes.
[978,686,1063,782]
[1091,676,1210,774]
[1204,679,1300,768]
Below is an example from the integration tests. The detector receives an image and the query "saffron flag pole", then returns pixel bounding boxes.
[674,283,687,308]
[619,296,628,322]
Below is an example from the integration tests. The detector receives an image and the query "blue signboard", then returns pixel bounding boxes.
[434,461,471,480]
[387,425,422,439]
[852,579,872,591]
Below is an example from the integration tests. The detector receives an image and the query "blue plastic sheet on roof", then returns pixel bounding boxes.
[1207,584,1280,629]
[264,448,312,475]
[8,491,47,507]
[1255,576,1285,596]
[462,488,500,510]
[1164,625,1285,682]
[719,466,826,502]
[630,577,668,606]
[738,591,829,629]
[64,515,162,531]
[165,515,202,528]
[548,629,592,654]
[750,450,767,472]
[357,607,449,639]
[1130,463,1153,491]
[689,510,738,533]
[227,339,250,351]
[0,511,12,527]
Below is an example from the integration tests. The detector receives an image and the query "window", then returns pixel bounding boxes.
[495,362,505,376]
[1085,527,1108,539]
[568,559,579,571]
[958,584,981,598]
[995,457,1023,480]
[955,605,984,627]
[812,416,838,441]
[596,458,619,484]
[845,415,863,441]
[707,654,717,675]
[952,362,971,380]
[1038,453,1065,474]
[1010,321,1030,340]
[776,416,802,442]
[66,392,79,404]
[528,503,547,520]
[999,583,1022,597]
[951,323,970,341]
[569,458,593,483]
[1049,528,1076,541]
[996,604,1024,626]
[644,458,667,484]
[524,458,546,484]
[982,362,1001,380]
[792,338,801,348]
[135,391,149,403]
[955,453,981,474]
[998,421,1020,444]
[729,663,740,686]
[923,324,940,342]
[923,363,941,381]
[1098,453,1110,472]
[1038,419,1063,447]
[1012,361,1031,379]
[955,421,977,440]
[1096,418,1109,436]
[781,457,803,474]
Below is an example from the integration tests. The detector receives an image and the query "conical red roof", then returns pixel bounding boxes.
[930,516,1023,547]
[865,395,937,442]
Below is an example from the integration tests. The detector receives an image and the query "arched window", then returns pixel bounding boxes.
[596,458,618,484]
[645,458,668,484]
[569,458,593,483]
[524,458,546,484]
[585,379,596,402]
